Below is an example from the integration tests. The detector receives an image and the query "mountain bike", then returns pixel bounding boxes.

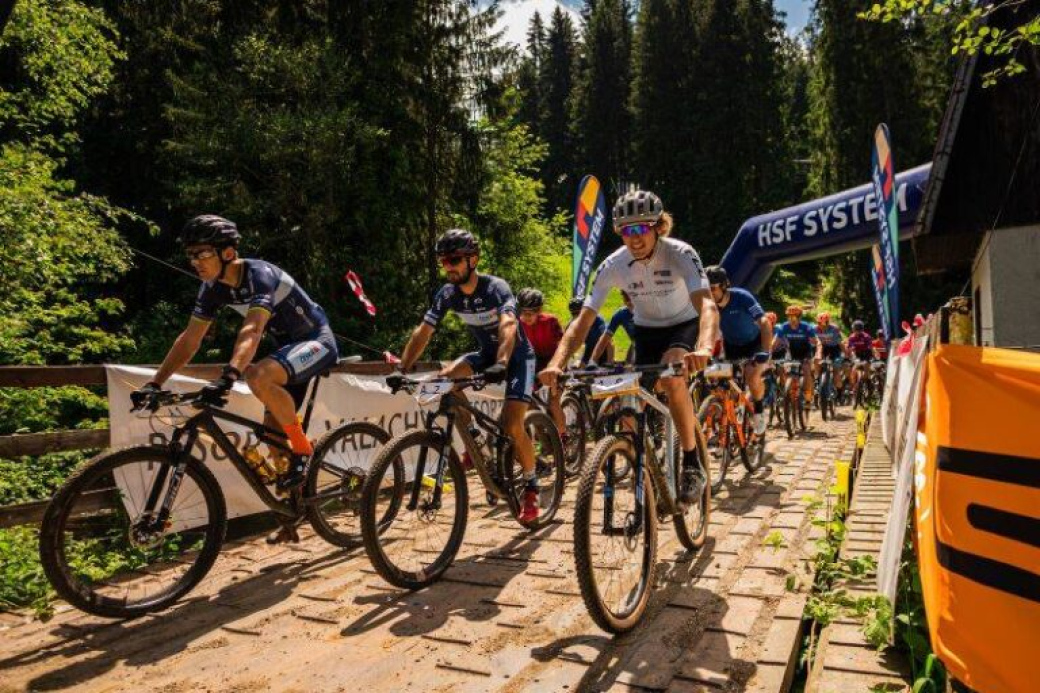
[816,357,838,421]
[780,360,809,438]
[765,362,787,430]
[39,357,390,618]
[358,373,564,590]
[567,363,710,634]
[697,361,767,494]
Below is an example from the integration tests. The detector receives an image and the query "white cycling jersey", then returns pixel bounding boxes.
[584,237,710,328]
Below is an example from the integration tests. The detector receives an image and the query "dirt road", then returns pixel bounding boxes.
[0,416,854,693]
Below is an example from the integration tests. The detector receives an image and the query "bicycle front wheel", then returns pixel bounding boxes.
[673,422,710,551]
[359,431,468,590]
[573,435,657,635]
[39,446,226,618]
[306,421,394,547]
[698,396,728,494]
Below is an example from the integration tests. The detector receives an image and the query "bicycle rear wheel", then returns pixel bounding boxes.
[573,435,657,635]
[561,393,587,477]
[673,423,710,551]
[783,385,797,439]
[503,410,566,529]
[306,421,395,547]
[359,431,468,590]
[39,446,226,618]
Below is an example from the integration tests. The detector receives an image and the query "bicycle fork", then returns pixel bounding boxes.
[407,410,451,513]
[139,426,199,535]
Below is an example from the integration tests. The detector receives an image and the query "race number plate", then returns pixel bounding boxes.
[704,362,734,380]
[417,379,454,405]
[590,372,641,400]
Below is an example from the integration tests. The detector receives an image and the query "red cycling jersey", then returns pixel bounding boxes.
[521,313,563,367]
[872,338,888,359]
[847,330,873,358]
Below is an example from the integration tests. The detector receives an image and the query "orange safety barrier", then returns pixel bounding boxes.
[915,344,1040,693]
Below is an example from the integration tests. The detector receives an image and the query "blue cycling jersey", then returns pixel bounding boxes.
[192,259,328,344]
[606,306,635,339]
[718,288,765,346]
[771,325,788,353]
[776,321,817,357]
[423,274,532,357]
[816,324,843,347]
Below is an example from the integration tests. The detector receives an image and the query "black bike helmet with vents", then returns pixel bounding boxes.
[434,228,479,256]
[568,296,585,314]
[613,190,664,228]
[179,215,241,247]
[517,288,544,310]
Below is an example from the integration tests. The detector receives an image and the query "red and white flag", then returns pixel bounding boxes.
[383,351,401,365]
[344,270,377,317]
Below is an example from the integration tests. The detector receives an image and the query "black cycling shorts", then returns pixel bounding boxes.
[821,344,843,361]
[724,340,762,361]
[633,317,699,365]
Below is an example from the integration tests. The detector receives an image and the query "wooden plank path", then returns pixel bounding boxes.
[0,416,856,693]
[806,417,911,693]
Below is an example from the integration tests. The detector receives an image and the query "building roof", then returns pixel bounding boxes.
[913,0,1040,273]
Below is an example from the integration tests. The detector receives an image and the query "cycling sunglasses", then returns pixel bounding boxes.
[185,248,218,262]
[619,223,654,238]
[438,254,469,267]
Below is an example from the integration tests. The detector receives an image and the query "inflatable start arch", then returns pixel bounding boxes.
[719,163,932,292]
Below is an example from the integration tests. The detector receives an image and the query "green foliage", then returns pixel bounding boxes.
[0,527,54,617]
[0,452,94,507]
[861,0,1040,86]
[0,386,107,435]
[0,0,123,150]
[763,530,787,550]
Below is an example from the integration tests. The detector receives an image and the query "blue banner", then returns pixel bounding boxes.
[720,164,930,293]
[871,124,900,337]
[871,244,891,340]
[572,175,607,298]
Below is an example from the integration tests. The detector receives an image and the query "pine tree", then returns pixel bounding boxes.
[574,0,633,194]
[539,7,580,212]
[516,12,546,140]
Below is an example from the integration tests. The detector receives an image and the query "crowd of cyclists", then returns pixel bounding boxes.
[40,190,891,629]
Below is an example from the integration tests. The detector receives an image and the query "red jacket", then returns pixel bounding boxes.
[522,314,563,365]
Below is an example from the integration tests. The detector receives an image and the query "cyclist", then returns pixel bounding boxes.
[846,320,874,391]
[814,312,846,394]
[517,287,566,433]
[568,296,607,367]
[391,229,542,524]
[540,190,720,505]
[705,266,771,435]
[132,215,338,494]
[776,305,817,406]
[590,291,636,365]
[873,330,889,361]
[766,312,787,362]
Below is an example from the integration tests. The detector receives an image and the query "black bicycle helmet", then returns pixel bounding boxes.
[435,228,479,256]
[613,190,664,228]
[705,265,729,287]
[568,296,585,314]
[179,215,241,247]
[517,288,544,310]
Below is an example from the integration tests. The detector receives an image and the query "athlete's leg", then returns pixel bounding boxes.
[662,346,698,452]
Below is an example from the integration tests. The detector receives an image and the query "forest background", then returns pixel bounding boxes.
[0,0,972,609]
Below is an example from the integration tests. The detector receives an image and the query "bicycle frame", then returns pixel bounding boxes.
[404,389,512,512]
[140,373,331,530]
[703,370,754,450]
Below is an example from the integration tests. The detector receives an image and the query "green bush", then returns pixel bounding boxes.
[0,527,54,617]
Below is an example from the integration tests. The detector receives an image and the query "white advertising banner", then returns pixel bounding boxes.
[105,365,504,521]
[881,346,901,454]
[875,335,929,604]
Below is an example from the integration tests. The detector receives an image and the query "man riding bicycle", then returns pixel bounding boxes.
[540,190,720,505]
[517,287,566,435]
[776,305,818,406]
[814,312,847,394]
[846,319,874,391]
[133,215,338,494]
[391,229,542,524]
[705,266,772,435]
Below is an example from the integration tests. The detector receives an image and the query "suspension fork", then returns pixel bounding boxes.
[407,410,451,511]
[142,425,199,530]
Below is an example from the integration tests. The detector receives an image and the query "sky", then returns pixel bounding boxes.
[776,0,811,35]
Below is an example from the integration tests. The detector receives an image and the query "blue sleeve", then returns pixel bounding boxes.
[606,308,627,335]
[192,284,221,322]
[489,277,517,316]
[807,325,818,340]
[738,289,765,321]
[423,285,452,328]
[246,262,279,314]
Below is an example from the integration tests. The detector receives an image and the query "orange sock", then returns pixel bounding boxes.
[282,422,313,456]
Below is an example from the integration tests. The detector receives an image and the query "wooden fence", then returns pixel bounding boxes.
[0,361,437,528]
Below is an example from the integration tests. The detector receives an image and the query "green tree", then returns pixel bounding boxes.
[573,0,633,193]
[539,7,580,212]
